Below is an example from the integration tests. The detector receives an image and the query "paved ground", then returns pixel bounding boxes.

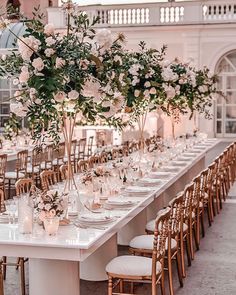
[4,140,236,295]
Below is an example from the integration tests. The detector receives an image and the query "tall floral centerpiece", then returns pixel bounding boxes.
[159,59,218,139]
[0,3,128,197]
[124,42,167,148]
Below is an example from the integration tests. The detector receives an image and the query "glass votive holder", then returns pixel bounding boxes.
[18,197,33,234]
[43,217,60,236]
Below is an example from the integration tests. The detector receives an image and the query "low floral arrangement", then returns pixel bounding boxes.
[81,166,111,185]
[34,190,67,221]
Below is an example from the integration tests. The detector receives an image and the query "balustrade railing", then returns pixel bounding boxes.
[47,0,236,28]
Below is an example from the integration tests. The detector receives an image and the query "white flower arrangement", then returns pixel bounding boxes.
[34,190,68,221]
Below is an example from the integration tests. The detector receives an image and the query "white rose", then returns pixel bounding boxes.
[150,87,156,95]
[18,36,41,61]
[55,57,65,69]
[13,78,19,86]
[45,36,56,46]
[82,78,101,98]
[53,91,66,103]
[68,90,79,100]
[144,81,151,88]
[199,85,208,93]
[32,57,44,71]
[114,55,122,65]
[19,69,30,84]
[96,29,113,50]
[44,23,55,36]
[45,48,55,57]
[134,89,140,98]
[10,101,27,117]
[30,88,36,95]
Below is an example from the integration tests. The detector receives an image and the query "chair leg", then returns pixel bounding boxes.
[160,267,165,295]
[119,279,124,293]
[193,225,199,251]
[200,212,205,238]
[185,233,192,265]
[176,250,183,288]
[180,234,186,278]
[16,257,20,270]
[108,276,113,295]
[167,252,174,295]
[2,257,6,281]
[0,260,4,295]
[19,258,26,295]
[152,278,157,295]
[189,225,194,260]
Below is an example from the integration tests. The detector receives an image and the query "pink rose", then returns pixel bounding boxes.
[44,23,54,36]
[32,57,44,71]
[53,91,66,103]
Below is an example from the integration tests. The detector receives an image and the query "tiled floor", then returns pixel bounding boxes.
[3,140,236,295]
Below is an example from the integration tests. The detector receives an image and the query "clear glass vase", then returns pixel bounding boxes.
[18,194,33,234]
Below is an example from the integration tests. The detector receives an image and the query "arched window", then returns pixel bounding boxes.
[215,51,236,137]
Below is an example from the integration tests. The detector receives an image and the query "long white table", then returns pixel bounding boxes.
[0,139,221,295]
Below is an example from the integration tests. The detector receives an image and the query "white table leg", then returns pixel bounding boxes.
[118,209,147,245]
[80,234,117,281]
[29,259,80,295]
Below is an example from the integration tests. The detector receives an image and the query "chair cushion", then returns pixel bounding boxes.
[146,219,155,232]
[27,165,39,173]
[40,162,52,169]
[52,159,64,166]
[5,171,25,179]
[106,255,161,277]
[183,223,188,233]
[129,235,177,251]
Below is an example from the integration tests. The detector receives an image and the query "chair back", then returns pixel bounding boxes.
[77,160,89,173]
[77,138,86,160]
[152,207,171,267]
[40,170,57,191]
[15,178,34,196]
[16,150,28,176]
[60,164,68,180]
[87,136,94,157]
[0,154,7,184]
[0,187,5,213]
[168,193,183,236]
[182,183,194,221]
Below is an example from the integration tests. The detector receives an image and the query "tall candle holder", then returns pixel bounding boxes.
[18,194,33,234]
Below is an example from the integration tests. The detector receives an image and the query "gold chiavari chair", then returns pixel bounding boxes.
[59,164,68,181]
[52,143,65,181]
[131,195,184,295]
[40,170,57,191]
[27,148,42,185]
[207,162,219,216]
[88,155,101,168]
[77,160,89,173]
[40,144,53,171]
[182,184,194,270]
[5,150,28,198]
[85,136,94,159]
[15,178,34,196]
[100,151,109,163]
[199,169,214,227]
[106,207,171,295]
[0,154,7,211]
[111,148,119,160]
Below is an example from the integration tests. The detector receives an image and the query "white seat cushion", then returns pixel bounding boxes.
[146,219,155,232]
[5,171,25,179]
[52,159,64,166]
[40,162,52,169]
[129,235,177,251]
[106,255,161,277]
[183,223,188,232]
[27,165,39,173]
